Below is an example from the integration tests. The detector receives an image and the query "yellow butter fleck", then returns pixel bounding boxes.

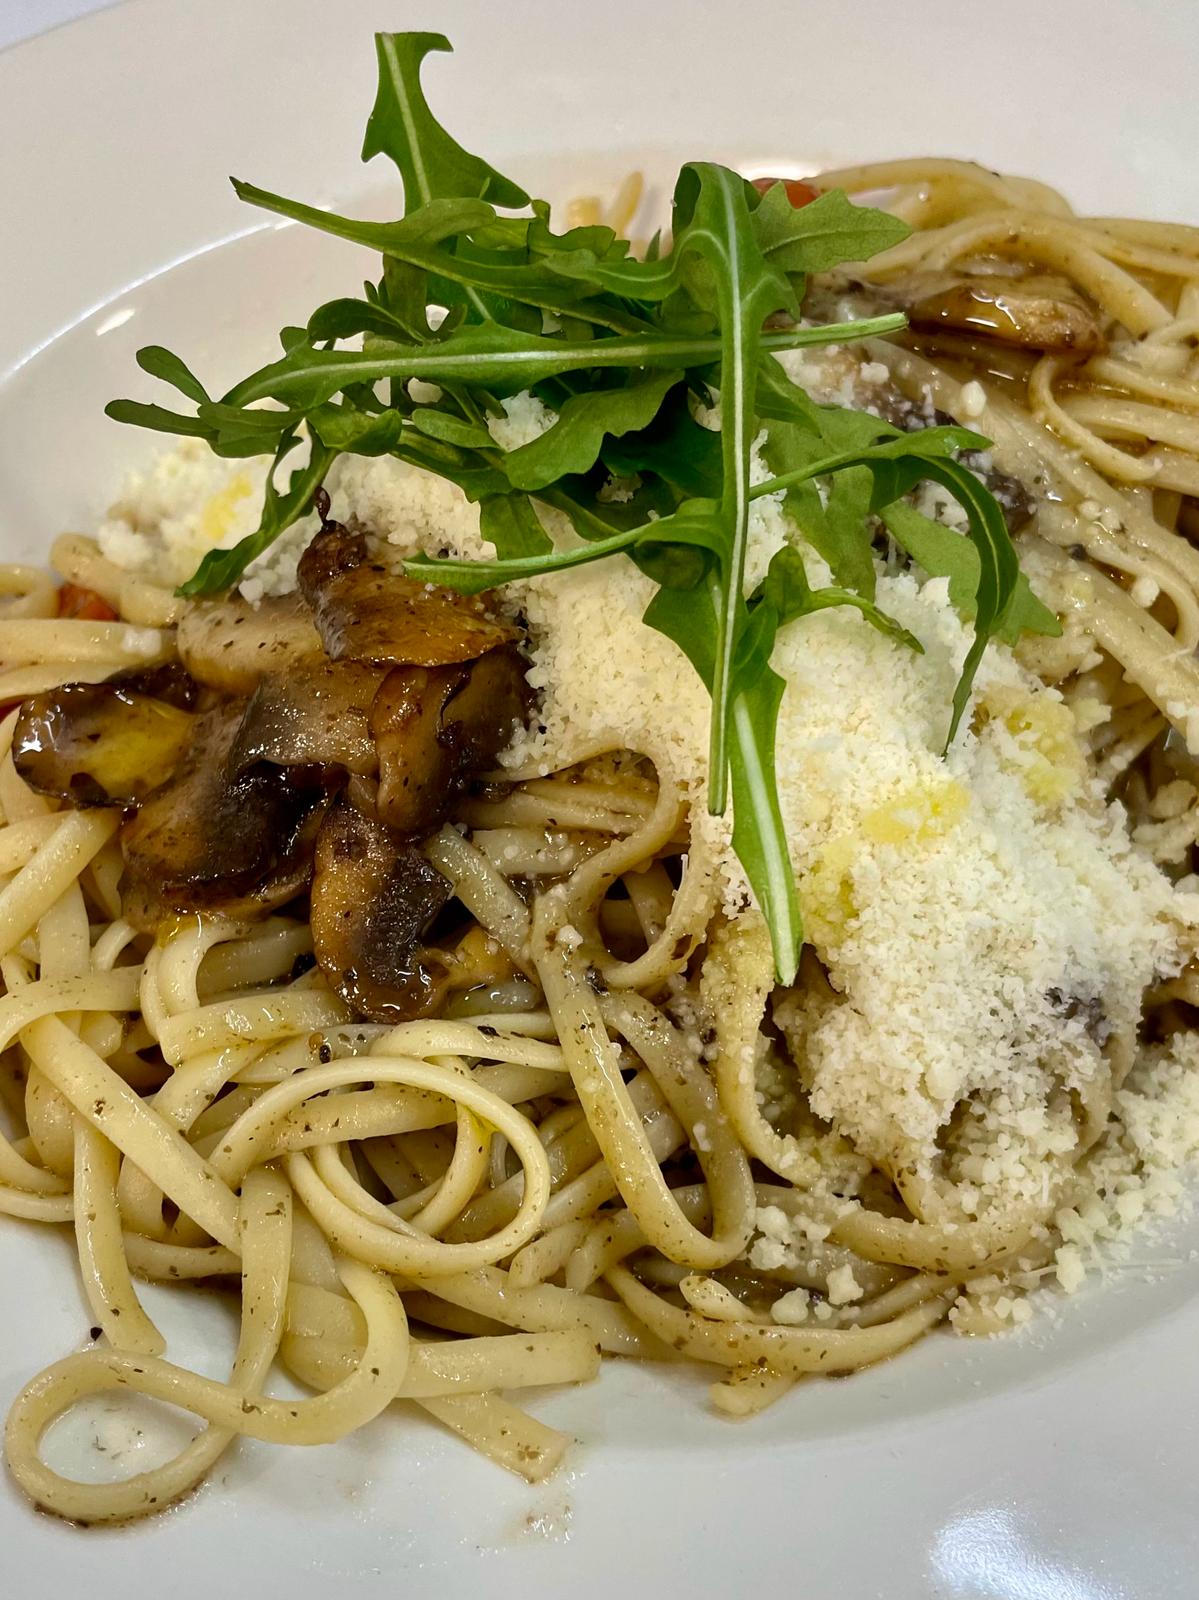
[802,836,858,948]
[981,687,1085,808]
[860,778,970,845]
[199,473,252,546]
[804,779,969,946]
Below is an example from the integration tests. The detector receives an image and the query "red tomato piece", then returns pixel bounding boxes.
[751,175,819,208]
[58,584,119,622]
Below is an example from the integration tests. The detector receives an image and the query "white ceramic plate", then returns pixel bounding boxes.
[2,2,1198,1594]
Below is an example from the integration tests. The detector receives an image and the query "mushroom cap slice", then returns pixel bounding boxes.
[372,646,531,836]
[121,701,333,929]
[297,523,516,667]
[310,797,452,1022]
[12,663,199,808]
[177,592,324,695]
[228,660,388,778]
[902,272,1103,355]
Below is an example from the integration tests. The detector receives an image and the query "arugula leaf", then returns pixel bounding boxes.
[1001,584,1063,647]
[178,431,336,598]
[761,401,982,603]
[215,314,902,412]
[406,518,645,594]
[410,409,493,449]
[645,580,803,982]
[503,371,683,491]
[104,399,216,441]
[759,423,988,488]
[759,364,914,597]
[820,468,878,598]
[103,394,297,459]
[910,457,1020,747]
[526,199,624,264]
[231,184,494,256]
[639,541,923,985]
[763,415,881,595]
[232,181,643,329]
[646,163,796,814]
[307,294,419,344]
[728,668,802,982]
[135,345,210,404]
[881,501,1061,647]
[479,493,553,558]
[308,399,404,455]
[758,544,923,653]
[751,432,1020,746]
[361,32,529,210]
[632,497,723,589]
[601,388,723,499]
[413,492,729,596]
[754,184,910,275]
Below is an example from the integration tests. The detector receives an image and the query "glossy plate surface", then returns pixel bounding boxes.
[1,3,1197,1593]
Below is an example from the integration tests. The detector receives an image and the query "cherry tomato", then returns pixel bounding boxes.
[752,175,819,208]
[58,583,119,622]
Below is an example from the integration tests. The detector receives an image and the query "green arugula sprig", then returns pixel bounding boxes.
[105,30,1059,983]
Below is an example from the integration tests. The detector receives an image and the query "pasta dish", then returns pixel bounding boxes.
[2,30,1198,1523]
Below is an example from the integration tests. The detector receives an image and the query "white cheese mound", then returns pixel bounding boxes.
[94,417,515,602]
[98,438,264,585]
[97,393,562,598]
[486,392,558,451]
[825,1264,865,1305]
[770,1287,811,1325]
[97,438,318,601]
[330,454,495,564]
[770,579,1197,1203]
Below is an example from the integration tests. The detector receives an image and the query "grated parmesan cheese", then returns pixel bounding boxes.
[825,1264,864,1305]
[486,392,557,452]
[770,1287,811,1324]
[1054,1243,1087,1294]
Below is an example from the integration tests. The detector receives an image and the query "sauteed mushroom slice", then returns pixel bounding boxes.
[371,646,531,836]
[310,797,453,1022]
[177,591,324,695]
[121,701,334,929]
[228,660,387,778]
[12,664,199,807]
[297,523,517,667]
[901,272,1104,355]
[106,662,201,710]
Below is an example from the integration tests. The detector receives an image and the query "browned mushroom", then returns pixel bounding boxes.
[900,271,1103,355]
[297,522,517,667]
[371,646,531,836]
[177,591,324,695]
[121,701,335,929]
[309,797,454,1021]
[12,663,199,808]
[228,660,388,778]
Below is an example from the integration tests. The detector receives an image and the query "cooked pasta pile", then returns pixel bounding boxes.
[2,157,1199,1524]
